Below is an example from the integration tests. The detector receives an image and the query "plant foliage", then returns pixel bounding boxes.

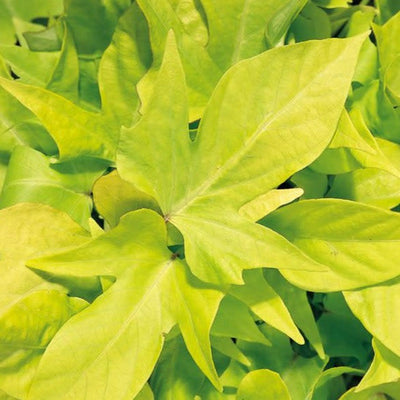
[0,0,400,399]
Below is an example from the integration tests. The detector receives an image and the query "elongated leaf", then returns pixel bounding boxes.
[264,270,325,359]
[27,209,224,399]
[136,0,221,119]
[230,269,304,344]
[119,33,366,284]
[211,295,271,345]
[98,2,151,127]
[262,199,400,291]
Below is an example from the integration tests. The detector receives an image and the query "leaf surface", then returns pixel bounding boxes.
[119,33,366,284]
[262,199,400,291]
[27,209,224,399]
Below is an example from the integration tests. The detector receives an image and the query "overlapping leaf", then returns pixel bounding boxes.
[119,32,365,285]
[262,199,400,291]
[27,209,224,399]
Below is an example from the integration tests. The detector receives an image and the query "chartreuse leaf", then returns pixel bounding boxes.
[27,209,224,399]
[136,0,221,119]
[355,339,400,394]
[202,0,306,65]
[135,384,154,400]
[239,188,303,221]
[328,168,400,209]
[98,2,151,128]
[46,22,79,103]
[211,295,271,346]
[262,199,400,291]
[0,3,14,45]
[317,293,371,366]
[373,12,400,105]
[238,325,327,400]
[0,203,91,398]
[0,76,117,161]
[350,79,400,143]
[291,168,328,199]
[150,334,206,399]
[0,291,86,399]
[0,45,58,86]
[313,0,350,8]
[119,32,366,285]
[64,0,131,57]
[229,269,304,344]
[0,146,107,228]
[310,367,364,400]
[289,2,331,42]
[0,203,90,311]
[93,170,160,228]
[1,0,63,23]
[237,369,291,400]
[264,270,325,359]
[344,277,400,358]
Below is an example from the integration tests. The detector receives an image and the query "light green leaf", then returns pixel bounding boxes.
[291,168,328,199]
[150,335,206,399]
[134,384,154,400]
[211,295,271,345]
[0,76,117,161]
[118,32,366,285]
[356,339,400,393]
[98,2,151,127]
[262,199,400,291]
[310,367,364,400]
[329,110,376,153]
[238,325,327,400]
[0,45,58,86]
[46,22,79,103]
[289,2,331,42]
[313,0,350,8]
[374,13,400,106]
[136,0,221,120]
[344,277,400,357]
[1,0,63,24]
[211,336,250,367]
[239,188,303,221]
[0,203,90,311]
[353,38,378,85]
[0,203,91,398]
[328,168,400,209]
[237,369,291,400]
[350,79,400,143]
[339,7,376,38]
[93,170,160,229]
[317,293,372,366]
[27,210,224,399]
[264,269,325,359]
[0,292,86,399]
[230,269,304,344]
[64,0,131,56]
[0,146,107,228]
